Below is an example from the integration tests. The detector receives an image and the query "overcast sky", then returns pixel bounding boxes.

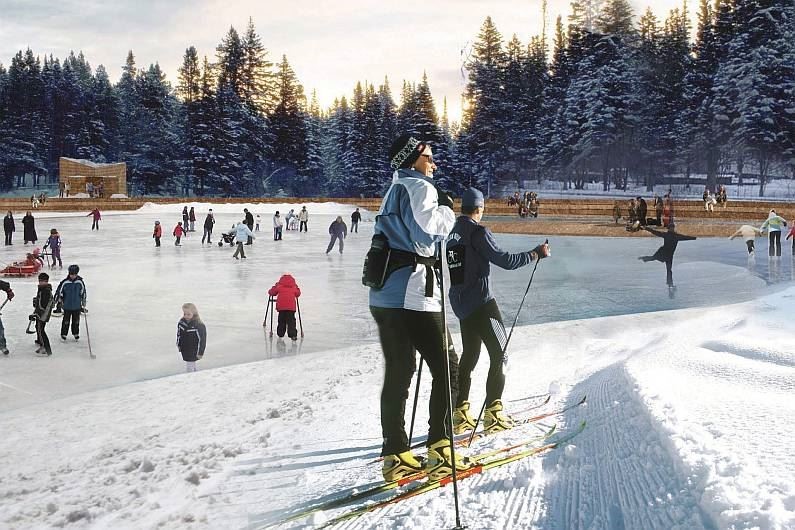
[0,0,691,122]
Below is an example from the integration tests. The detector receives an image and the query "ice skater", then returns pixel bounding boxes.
[255,214,261,232]
[786,221,795,255]
[326,216,347,254]
[351,208,361,233]
[54,265,86,342]
[232,221,255,259]
[153,221,162,247]
[298,206,309,232]
[446,187,550,434]
[273,212,283,241]
[43,228,62,268]
[177,302,206,373]
[202,209,215,244]
[0,280,15,355]
[759,209,787,257]
[173,222,185,246]
[32,272,54,356]
[188,207,196,232]
[267,274,301,340]
[729,224,762,255]
[88,208,101,230]
[638,223,696,289]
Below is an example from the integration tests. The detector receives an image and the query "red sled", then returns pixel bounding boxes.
[1,248,45,277]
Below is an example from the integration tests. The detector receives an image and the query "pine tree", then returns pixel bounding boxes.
[269,55,309,195]
[241,17,276,114]
[216,26,245,98]
[596,0,636,39]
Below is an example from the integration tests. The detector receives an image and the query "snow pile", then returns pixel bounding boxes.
[1,288,793,529]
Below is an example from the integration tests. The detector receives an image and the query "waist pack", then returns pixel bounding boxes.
[362,234,439,295]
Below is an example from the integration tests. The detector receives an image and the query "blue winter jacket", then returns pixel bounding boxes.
[447,216,534,320]
[368,169,456,311]
[55,275,86,311]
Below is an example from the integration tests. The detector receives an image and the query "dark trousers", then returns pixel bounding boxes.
[92,219,99,230]
[326,234,344,253]
[4,231,10,245]
[642,247,675,286]
[277,310,297,339]
[370,306,459,455]
[351,221,358,233]
[274,227,282,241]
[458,299,507,407]
[175,236,181,245]
[746,240,755,254]
[300,221,308,232]
[202,228,212,244]
[61,310,81,337]
[36,320,51,354]
[233,242,246,258]
[769,231,781,257]
[155,236,161,247]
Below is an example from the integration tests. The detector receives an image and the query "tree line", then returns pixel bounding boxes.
[0,0,793,197]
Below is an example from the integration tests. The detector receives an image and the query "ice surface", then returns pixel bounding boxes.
[0,203,791,411]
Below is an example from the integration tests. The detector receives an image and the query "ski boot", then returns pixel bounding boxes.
[425,439,473,481]
[483,399,515,434]
[382,450,423,482]
[452,401,477,434]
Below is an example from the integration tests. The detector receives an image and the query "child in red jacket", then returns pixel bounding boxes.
[267,274,301,340]
[153,221,162,247]
[173,222,185,246]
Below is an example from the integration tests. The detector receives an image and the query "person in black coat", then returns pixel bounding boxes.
[638,223,697,287]
[22,211,37,244]
[244,208,254,245]
[3,211,15,245]
[636,197,648,227]
[350,208,362,233]
[177,303,207,372]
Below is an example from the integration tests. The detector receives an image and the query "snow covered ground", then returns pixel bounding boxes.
[0,202,793,529]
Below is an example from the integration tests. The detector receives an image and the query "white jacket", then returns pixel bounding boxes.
[298,210,309,221]
[273,215,284,228]
[233,223,254,241]
[729,225,761,241]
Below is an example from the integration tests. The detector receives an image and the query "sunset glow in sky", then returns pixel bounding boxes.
[1,0,692,123]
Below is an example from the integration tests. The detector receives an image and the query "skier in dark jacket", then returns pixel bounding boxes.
[447,187,550,434]
[202,209,215,244]
[54,264,87,341]
[177,302,206,372]
[22,211,37,244]
[639,223,697,287]
[3,211,14,245]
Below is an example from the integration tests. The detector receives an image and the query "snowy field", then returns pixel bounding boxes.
[0,202,794,529]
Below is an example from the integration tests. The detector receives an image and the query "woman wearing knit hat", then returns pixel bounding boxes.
[367,133,467,483]
[759,209,788,257]
[446,187,550,435]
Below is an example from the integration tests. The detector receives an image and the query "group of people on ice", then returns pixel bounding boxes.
[365,134,551,483]
[730,209,793,257]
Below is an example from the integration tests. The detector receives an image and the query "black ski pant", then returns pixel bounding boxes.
[746,240,754,254]
[276,310,297,339]
[4,231,11,245]
[370,306,459,455]
[36,320,51,355]
[457,299,508,407]
[642,247,675,286]
[202,228,212,244]
[300,221,308,232]
[769,231,781,257]
[61,310,81,338]
[92,219,99,230]
[351,221,358,233]
[154,236,161,247]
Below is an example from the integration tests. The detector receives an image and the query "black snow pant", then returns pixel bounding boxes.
[457,299,508,407]
[4,231,11,245]
[370,306,459,455]
[61,310,81,338]
[300,221,308,232]
[36,320,51,355]
[92,219,99,230]
[351,221,358,233]
[769,231,782,257]
[642,247,675,286]
[155,236,161,247]
[276,310,297,339]
[202,228,212,244]
[746,240,755,254]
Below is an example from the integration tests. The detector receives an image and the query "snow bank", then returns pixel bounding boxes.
[135,201,369,217]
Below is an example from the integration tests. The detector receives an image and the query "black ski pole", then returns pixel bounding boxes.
[467,242,546,447]
[84,311,95,359]
[269,296,275,337]
[439,239,466,530]
[262,295,270,327]
[296,298,304,338]
[407,356,423,444]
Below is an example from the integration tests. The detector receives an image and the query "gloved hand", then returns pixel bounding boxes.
[435,186,454,210]
[29,313,37,322]
[530,241,550,260]
[6,289,13,301]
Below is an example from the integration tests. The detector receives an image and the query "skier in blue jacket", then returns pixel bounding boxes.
[446,187,549,434]
[367,133,469,483]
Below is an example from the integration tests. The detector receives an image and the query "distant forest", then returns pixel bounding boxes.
[0,0,793,197]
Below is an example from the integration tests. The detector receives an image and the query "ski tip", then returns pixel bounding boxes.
[543,394,551,404]
[578,395,587,405]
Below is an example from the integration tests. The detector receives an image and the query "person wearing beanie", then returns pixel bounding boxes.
[759,209,788,257]
[43,228,62,268]
[33,272,54,355]
[153,221,162,247]
[369,133,467,483]
[446,187,550,435]
[638,223,697,288]
[202,209,215,245]
[54,264,87,342]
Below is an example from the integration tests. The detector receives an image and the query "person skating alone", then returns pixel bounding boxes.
[273,212,283,241]
[267,274,301,340]
[367,133,469,483]
[638,223,697,288]
[351,208,361,233]
[0,280,15,355]
[88,208,101,230]
[447,188,550,435]
[729,224,762,256]
[298,206,309,232]
[22,211,37,244]
[54,265,86,342]
[173,222,185,246]
[760,209,788,257]
[32,272,54,356]
[4,211,15,245]
[153,221,162,247]
[177,303,206,373]
[326,216,347,254]
[188,207,196,232]
[43,229,62,268]
[202,209,215,244]
[255,215,262,232]
[232,221,255,259]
